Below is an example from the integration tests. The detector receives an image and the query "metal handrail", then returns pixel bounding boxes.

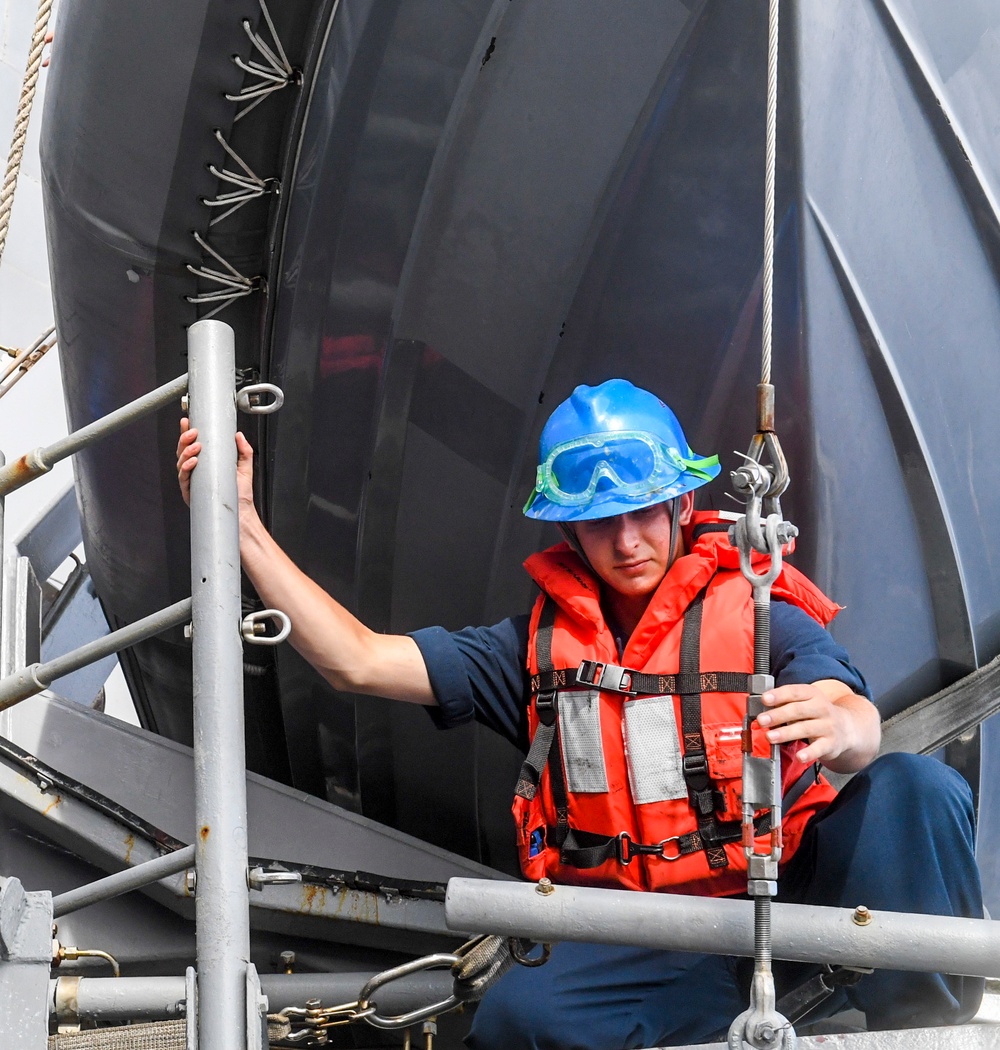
[0,598,192,711]
[52,845,197,918]
[0,372,188,496]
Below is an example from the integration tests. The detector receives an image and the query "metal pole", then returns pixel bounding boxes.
[0,598,191,710]
[445,878,1000,980]
[0,373,188,496]
[188,319,248,1050]
[52,972,458,1024]
[52,845,196,918]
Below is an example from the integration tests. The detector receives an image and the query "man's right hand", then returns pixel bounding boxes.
[174,419,437,706]
[176,417,199,507]
[177,418,256,524]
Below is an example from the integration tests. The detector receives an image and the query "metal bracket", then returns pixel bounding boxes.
[247,963,269,1050]
[240,609,291,646]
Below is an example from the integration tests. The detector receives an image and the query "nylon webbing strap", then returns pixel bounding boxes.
[679,582,729,870]
[515,599,573,853]
[530,667,751,697]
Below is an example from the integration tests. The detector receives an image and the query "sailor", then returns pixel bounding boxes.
[178,379,984,1048]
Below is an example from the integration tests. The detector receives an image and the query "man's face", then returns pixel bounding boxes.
[574,494,693,600]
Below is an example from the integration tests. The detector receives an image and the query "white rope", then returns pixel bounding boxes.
[0,0,52,268]
[0,324,56,400]
[761,0,779,388]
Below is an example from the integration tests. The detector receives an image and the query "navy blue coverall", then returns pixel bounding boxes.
[411,603,984,1049]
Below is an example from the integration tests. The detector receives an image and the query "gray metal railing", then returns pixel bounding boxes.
[0,373,189,496]
[0,320,257,1048]
[187,319,251,1050]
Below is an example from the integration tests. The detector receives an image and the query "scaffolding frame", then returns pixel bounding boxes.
[0,319,998,1050]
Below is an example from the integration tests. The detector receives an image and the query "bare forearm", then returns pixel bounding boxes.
[239,510,436,705]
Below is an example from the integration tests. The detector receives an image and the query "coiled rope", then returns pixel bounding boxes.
[0,0,52,268]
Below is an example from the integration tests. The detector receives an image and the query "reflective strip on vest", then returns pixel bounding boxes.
[557,690,608,793]
[622,695,687,804]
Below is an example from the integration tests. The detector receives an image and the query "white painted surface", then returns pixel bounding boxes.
[0,0,137,724]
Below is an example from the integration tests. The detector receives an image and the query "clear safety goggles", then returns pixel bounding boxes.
[529,430,719,508]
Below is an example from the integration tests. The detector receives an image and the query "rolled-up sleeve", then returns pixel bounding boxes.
[409,615,531,750]
[771,601,872,700]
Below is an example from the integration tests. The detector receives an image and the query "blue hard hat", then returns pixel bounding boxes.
[523,379,720,522]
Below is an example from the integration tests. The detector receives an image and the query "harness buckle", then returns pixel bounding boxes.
[617,832,682,865]
[682,752,709,778]
[576,660,635,694]
[535,690,557,727]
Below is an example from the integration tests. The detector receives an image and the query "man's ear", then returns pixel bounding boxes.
[678,491,695,525]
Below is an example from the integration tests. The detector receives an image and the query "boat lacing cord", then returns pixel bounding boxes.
[268,935,549,1042]
[0,0,52,269]
[203,128,280,226]
[185,231,260,319]
[227,0,297,122]
[0,323,56,401]
[727,2,798,1049]
[187,0,298,318]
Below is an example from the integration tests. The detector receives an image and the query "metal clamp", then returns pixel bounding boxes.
[358,954,462,1030]
[247,866,302,892]
[241,609,291,645]
[236,382,284,415]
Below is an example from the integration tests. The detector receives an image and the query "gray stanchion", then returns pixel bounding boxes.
[52,845,196,918]
[188,320,249,1050]
[0,598,192,710]
[0,374,189,496]
[445,878,1000,979]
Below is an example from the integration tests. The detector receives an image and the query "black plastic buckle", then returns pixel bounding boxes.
[576,660,634,694]
[682,752,709,778]
[535,690,557,727]
[616,832,668,866]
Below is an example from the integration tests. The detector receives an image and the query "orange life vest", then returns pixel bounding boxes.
[512,512,840,897]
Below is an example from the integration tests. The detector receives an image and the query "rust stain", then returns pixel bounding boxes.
[123,834,135,865]
[199,826,210,841]
[1,455,40,495]
[42,794,62,816]
[299,884,328,914]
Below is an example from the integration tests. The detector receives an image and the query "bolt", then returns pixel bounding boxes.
[852,904,873,926]
[183,623,193,640]
[180,394,189,413]
[280,950,295,974]
[536,877,555,896]
[185,870,197,896]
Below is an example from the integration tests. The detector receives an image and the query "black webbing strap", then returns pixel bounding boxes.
[531,667,751,697]
[515,600,559,802]
[515,600,573,856]
[679,582,730,870]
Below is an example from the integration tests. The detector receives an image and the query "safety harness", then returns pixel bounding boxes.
[514,578,820,875]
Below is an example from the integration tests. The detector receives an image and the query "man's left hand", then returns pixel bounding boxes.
[756,680,881,774]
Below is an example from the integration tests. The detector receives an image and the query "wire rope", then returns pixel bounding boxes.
[761,0,779,388]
